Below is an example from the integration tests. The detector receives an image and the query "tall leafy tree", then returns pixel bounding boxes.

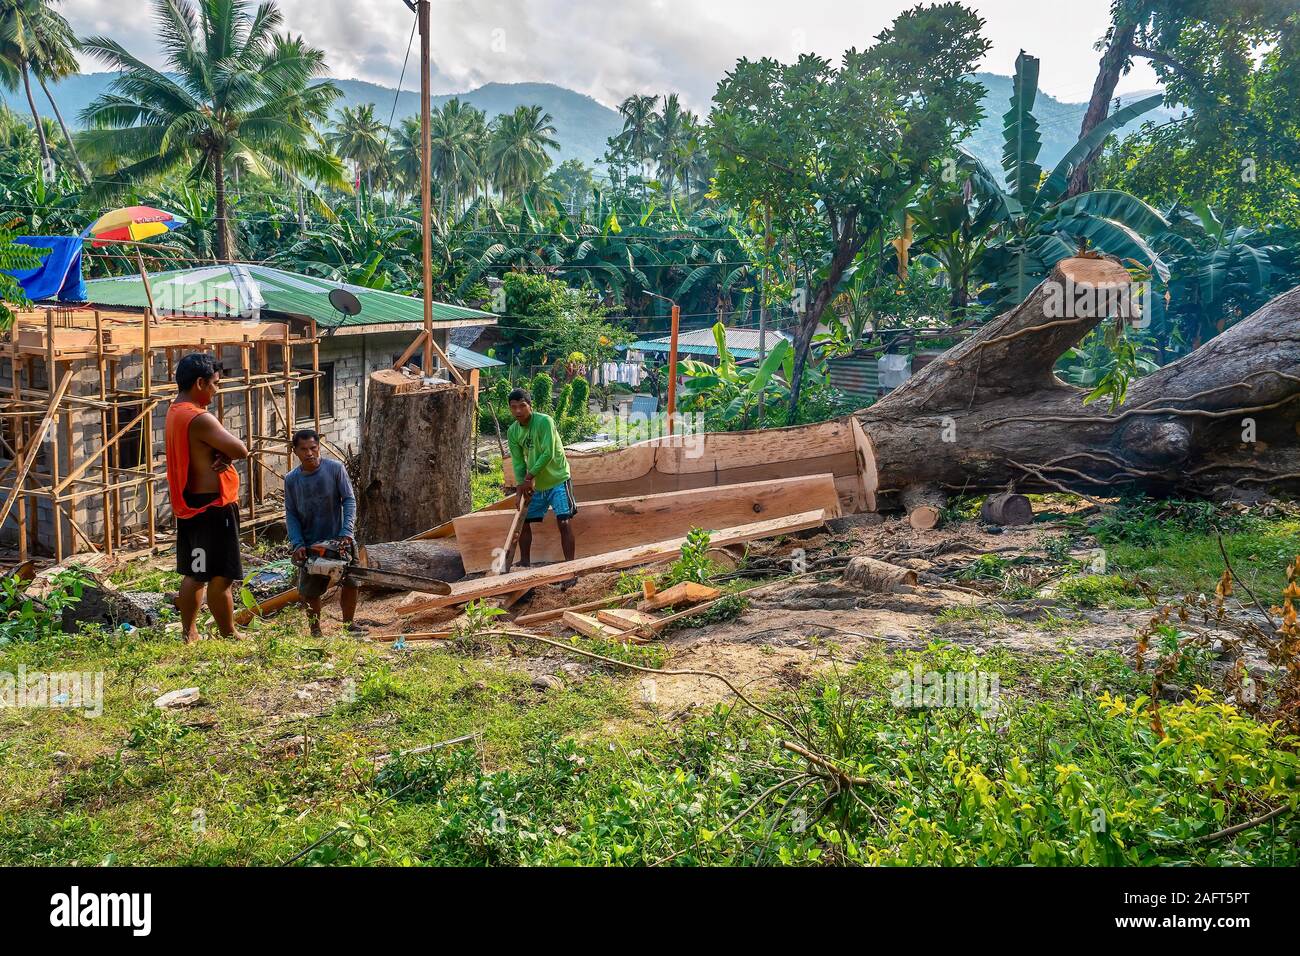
[708,3,990,415]
[1069,0,1298,196]
[1095,5,1300,228]
[79,0,347,261]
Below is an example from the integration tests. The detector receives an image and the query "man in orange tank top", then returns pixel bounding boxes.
[165,353,249,643]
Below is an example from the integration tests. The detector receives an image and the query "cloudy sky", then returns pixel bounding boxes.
[63,0,1160,109]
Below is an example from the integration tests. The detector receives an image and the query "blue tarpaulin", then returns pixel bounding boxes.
[4,236,87,303]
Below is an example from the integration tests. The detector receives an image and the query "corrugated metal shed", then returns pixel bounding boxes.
[826,352,883,400]
[76,264,496,329]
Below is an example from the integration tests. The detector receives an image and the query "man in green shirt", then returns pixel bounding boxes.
[507,387,578,573]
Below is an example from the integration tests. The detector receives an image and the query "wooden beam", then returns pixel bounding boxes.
[392,330,428,371]
[512,593,636,627]
[51,400,160,494]
[453,474,841,573]
[400,508,827,616]
[0,369,73,532]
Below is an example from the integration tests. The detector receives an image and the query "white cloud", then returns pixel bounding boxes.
[63,0,1160,109]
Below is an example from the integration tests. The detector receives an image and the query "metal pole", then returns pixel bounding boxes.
[757,205,770,422]
[418,0,434,377]
[666,302,681,436]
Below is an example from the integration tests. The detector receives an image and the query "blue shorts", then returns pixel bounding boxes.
[526,480,577,523]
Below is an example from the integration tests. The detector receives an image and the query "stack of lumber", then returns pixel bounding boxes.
[397,509,827,618]
[451,473,841,572]
[243,463,841,628]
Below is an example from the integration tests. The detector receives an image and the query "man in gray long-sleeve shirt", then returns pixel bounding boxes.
[285,429,363,637]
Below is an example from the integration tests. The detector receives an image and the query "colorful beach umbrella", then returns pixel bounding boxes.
[82,206,187,247]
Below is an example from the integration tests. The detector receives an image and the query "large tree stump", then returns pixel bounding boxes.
[857,257,1300,499]
[356,370,474,542]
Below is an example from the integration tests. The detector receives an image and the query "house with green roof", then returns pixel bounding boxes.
[76,264,502,455]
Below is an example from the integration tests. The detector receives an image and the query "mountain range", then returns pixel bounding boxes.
[7,71,1180,182]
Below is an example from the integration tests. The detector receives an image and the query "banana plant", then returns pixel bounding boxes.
[678,322,814,430]
[962,51,1170,307]
[1145,202,1278,351]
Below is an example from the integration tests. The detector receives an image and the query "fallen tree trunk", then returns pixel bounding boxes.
[356,370,474,541]
[357,539,465,585]
[857,257,1300,499]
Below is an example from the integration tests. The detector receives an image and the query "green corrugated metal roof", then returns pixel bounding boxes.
[77,264,496,329]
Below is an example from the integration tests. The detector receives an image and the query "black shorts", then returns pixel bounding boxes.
[175,493,243,583]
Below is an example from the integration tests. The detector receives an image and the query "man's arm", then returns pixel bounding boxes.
[336,463,357,541]
[284,480,306,553]
[508,428,528,486]
[189,412,249,461]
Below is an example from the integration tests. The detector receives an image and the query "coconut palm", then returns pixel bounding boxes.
[328,103,387,216]
[0,0,86,179]
[391,114,423,203]
[615,93,658,198]
[429,98,485,219]
[487,104,559,204]
[79,0,348,261]
[652,93,692,197]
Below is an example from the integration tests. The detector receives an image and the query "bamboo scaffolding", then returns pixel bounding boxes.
[0,306,318,560]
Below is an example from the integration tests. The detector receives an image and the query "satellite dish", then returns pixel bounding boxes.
[329,287,362,316]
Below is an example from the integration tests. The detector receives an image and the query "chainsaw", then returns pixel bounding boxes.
[300,539,452,595]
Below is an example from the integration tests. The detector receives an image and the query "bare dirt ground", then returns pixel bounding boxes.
[313,507,1160,718]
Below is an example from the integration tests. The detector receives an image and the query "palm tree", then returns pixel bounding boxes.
[652,93,691,197]
[328,103,387,216]
[79,0,347,261]
[616,94,658,196]
[428,98,484,220]
[392,115,422,207]
[0,0,85,178]
[487,104,559,204]
[676,117,712,208]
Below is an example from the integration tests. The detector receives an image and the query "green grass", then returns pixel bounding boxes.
[0,608,636,865]
[4,608,1297,866]
[5,498,1300,866]
[1108,522,1300,596]
[471,456,506,510]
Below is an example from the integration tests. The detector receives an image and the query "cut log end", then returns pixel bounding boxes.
[980,492,1034,526]
[901,484,946,531]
